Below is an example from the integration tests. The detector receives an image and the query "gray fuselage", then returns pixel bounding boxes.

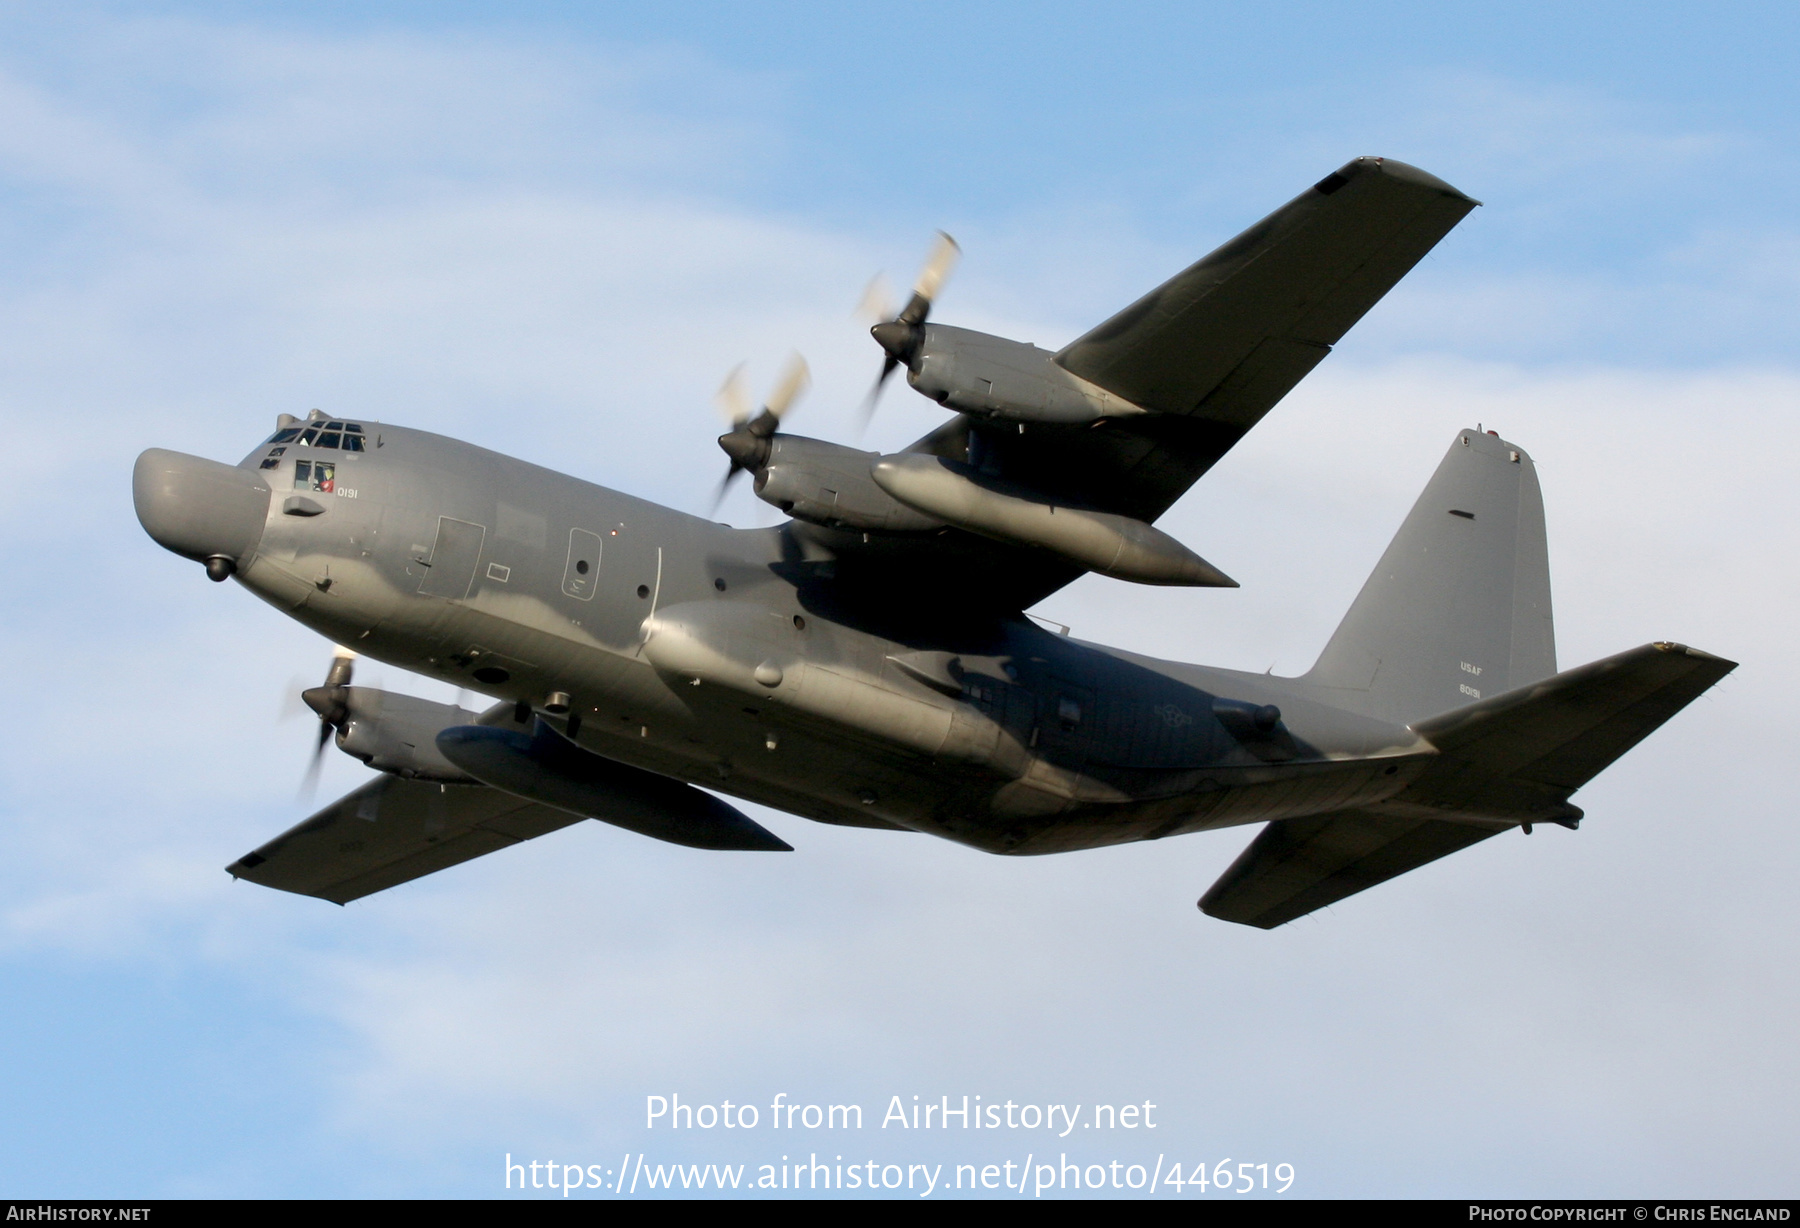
[200,421,1430,854]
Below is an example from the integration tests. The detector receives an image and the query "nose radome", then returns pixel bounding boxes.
[133,449,272,580]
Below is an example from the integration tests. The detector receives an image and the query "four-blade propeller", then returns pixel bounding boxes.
[859,231,959,427]
[298,646,356,796]
[712,352,810,511]
[706,230,956,511]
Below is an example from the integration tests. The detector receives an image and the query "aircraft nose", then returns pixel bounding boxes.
[133,448,272,581]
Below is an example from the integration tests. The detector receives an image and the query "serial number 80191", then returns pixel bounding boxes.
[1164,1159,1294,1193]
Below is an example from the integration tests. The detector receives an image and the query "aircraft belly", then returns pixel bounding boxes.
[969,756,1427,856]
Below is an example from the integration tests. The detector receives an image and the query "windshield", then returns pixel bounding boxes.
[265,422,367,451]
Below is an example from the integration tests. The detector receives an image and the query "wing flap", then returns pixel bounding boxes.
[1056,157,1477,419]
[1198,809,1503,929]
[227,776,586,905]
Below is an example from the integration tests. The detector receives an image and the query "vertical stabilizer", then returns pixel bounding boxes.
[1303,429,1555,726]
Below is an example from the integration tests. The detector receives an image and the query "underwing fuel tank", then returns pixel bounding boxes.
[870,453,1235,587]
[435,722,791,851]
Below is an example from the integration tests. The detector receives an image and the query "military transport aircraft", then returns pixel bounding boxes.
[133,157,1733,928]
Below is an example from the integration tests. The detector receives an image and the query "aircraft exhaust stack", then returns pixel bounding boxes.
[870,453,1235,587]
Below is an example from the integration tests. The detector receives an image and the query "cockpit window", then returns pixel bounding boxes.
[294,459,335,493]
[271,421,368,452]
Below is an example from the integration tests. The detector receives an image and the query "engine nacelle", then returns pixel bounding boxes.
[333,688,484,782]
[753,435,941,533]
[908,324,1150,424]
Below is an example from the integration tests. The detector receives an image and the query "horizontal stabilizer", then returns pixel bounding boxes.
[1198,809,1503,929]
[227,777,585,904]
[1410,641,1736,792]
[1202,641,1737,928]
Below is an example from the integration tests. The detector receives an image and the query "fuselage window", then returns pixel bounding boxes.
[292,459,334,492]
[306,460,335,492]
[292,427,365,451]
[267,446,286,457]
[259,458,279,470]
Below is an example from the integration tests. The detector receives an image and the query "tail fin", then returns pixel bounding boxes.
[1303,429,1555,726]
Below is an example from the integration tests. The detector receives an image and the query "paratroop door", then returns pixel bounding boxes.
[418,517,486,599]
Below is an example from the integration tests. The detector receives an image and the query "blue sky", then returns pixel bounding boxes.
[1,1,1796,1199]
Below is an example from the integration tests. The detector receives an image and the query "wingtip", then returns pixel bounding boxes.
[1651,641,1739,672]
[1342,156,1480,205]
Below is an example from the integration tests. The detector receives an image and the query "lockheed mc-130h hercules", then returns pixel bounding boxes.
[134,157,1733,928]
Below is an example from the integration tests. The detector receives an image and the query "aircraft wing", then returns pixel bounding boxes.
[226,776,586,904]
[1055,157,1479,422]
[828,158,1478,615]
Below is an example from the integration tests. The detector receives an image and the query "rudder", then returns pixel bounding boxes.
[1303,429,1555,726]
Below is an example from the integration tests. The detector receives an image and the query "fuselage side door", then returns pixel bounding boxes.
[1033,675,1095,778]
[417,516,486,600]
